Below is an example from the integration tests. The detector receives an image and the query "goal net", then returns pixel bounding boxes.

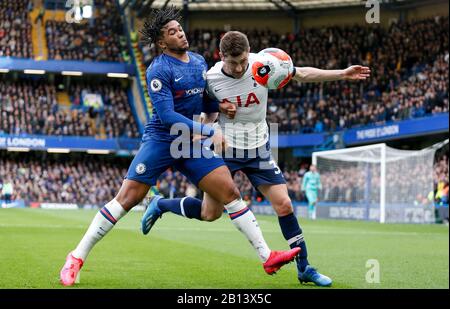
[312,140,448,223]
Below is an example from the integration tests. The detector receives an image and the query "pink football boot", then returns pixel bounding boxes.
[60,252,84,286]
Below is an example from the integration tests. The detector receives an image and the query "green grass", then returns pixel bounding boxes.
[0,208,448,289]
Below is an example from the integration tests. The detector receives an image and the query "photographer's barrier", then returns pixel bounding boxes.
[250,201,437,223]
[2,200,443,223]
[343,113,449,145]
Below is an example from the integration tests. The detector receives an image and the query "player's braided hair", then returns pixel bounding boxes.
[140,5,182,47]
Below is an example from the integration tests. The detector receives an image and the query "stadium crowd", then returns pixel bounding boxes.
[141,16,449,134]
[0,79,139,138]
[0,0,33,58]
[45,0,129,62]
[1,149,447,207]
[0,152,129,206]
[1,9,449,211]
[1,14,447,138]
[316,148,449,206]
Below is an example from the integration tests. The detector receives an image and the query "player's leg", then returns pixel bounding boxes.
[140,173,224,236]
[141,192,223,235]
[201,192,225,221]
[238,158,311,272]
[60,179,150,286]
[142,148,300,273]
[241,143,331,286]
[258,183,331,286]
[197,165,299,271]
[258,184,309,270]
[71,179,150,261]
[141,142,226,231]
[192,164,272,263]
[312,190,318,220]
[141,144,237,225]
[141,142,242,226]
[60,140,171,286]
[306,190,317,220]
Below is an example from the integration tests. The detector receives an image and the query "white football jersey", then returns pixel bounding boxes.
[206,53,269,149]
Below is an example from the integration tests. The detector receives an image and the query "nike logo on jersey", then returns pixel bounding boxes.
[214,88,222,92]
[175,77,183,82]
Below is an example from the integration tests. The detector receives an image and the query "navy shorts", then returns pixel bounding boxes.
[126,138,225,187]
[223,142,286,188]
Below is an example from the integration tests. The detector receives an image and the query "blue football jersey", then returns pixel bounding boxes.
[143,51,210,142]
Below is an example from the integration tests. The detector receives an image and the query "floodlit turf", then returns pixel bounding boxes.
[0,208,448,289]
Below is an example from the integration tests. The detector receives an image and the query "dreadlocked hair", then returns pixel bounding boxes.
[140,5,182,47]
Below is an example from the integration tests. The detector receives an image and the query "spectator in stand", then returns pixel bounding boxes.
[0,0,33,58]
[0,79,140,138]
[0,152,129,206]
[140,17,448,134]
[45,0,128,62]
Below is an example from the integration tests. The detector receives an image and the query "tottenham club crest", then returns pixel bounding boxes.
[135,163,146,174]
[150,79,162,92]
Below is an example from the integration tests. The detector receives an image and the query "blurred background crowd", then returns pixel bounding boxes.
[1,150,447,207]
[0,1,448,216]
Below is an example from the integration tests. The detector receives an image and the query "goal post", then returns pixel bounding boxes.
[312,142,443,223]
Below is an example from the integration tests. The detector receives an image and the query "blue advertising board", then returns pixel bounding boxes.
[0,134,141,152]
[0,57,135,76]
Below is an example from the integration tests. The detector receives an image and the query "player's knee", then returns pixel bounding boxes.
[202,210,222,222]
[221,185,241,204]
[201,202,223,221]
[115,194,138,211]
[274,198,294,216]
[115,189,143,211]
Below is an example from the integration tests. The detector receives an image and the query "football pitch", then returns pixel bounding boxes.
[0,208,448,289]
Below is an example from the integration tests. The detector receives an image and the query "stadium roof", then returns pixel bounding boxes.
[147,0,364,11]
[125,0,425,15]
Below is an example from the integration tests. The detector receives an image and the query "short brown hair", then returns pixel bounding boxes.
[219,31,250,57]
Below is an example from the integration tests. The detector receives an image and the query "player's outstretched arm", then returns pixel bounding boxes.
[292,65,371,83]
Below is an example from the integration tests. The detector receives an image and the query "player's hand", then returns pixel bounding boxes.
[342,65,371,80]
[219,102,237,119]
[211,128,228,154]
[192,134,203,143]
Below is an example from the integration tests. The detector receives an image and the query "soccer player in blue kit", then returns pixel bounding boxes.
[59,6,299,286]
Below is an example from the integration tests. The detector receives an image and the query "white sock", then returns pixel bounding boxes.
[72,199,127,261]
[225,199,271,262]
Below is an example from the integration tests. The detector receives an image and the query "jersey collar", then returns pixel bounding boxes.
[221,63,250,79]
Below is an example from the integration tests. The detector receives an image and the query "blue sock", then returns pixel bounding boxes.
[278,213,309,273]
[158,197,203,220]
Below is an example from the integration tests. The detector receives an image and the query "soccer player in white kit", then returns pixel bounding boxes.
[143,30,370,286]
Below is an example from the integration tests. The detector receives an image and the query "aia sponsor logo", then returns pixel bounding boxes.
[221,92,260,107]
